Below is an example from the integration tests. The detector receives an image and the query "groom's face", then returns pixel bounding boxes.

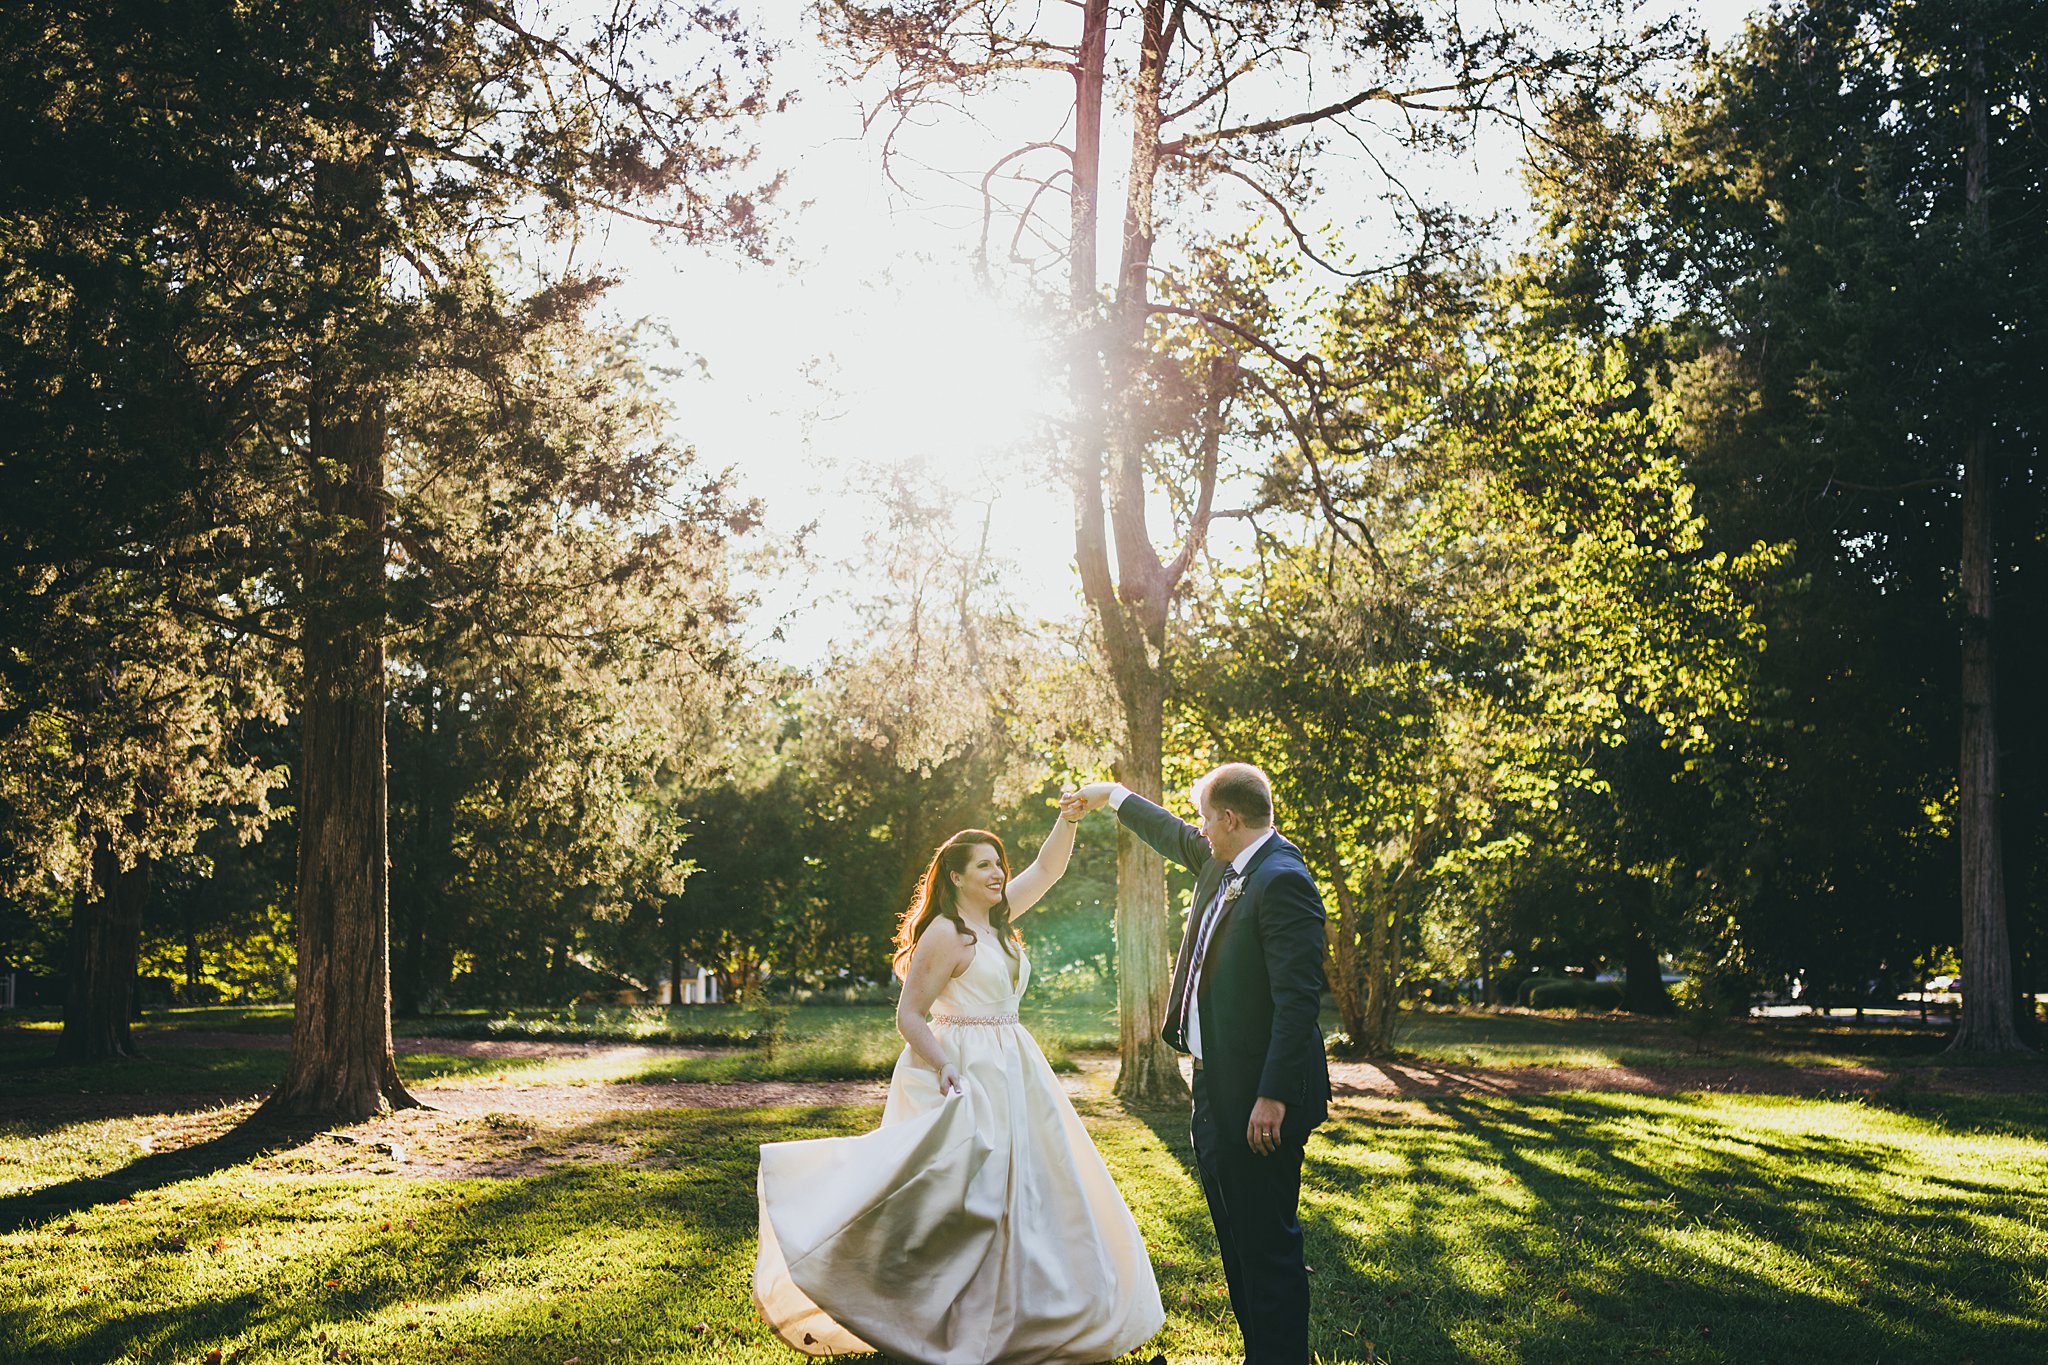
[1197,797,1247,863]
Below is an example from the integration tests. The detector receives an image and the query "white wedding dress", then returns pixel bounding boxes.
[754,936,1164,1364]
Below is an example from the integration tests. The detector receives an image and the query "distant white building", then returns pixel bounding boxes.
[666,963,721,1005]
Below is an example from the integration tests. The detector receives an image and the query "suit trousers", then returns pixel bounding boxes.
[1191,1066,1310,1365]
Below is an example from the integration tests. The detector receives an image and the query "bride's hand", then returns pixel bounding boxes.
[939,1063,964,1097]
[1058,789,1089,823]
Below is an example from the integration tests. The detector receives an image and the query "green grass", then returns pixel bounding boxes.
[1382,1008,1978,1071]
[12,996,1125,1048]
[3,1082,2044,1364]
[0,1038,520,1103]
[22,997,1979,1064]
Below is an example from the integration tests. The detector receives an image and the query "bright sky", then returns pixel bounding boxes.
[582,2,1766,665]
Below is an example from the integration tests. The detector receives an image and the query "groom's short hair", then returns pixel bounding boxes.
[1195,762,1273,829]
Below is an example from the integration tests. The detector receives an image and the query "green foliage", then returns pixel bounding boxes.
[1170,253,1784,1046]
[0,2,782,1028]
[136,897,296,1007]
[1523,0,2048,1007]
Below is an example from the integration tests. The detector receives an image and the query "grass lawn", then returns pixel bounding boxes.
[1384,1007,1988,1072]
[10,998,2013,1084]
[0,1038,519,1103]
[2,1037,2045,1365]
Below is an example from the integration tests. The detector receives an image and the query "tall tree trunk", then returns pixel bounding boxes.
[256,0,416,1121]
[396,680,452,1018]
[181,876,206,1004]
[1622,931,1672,1015]
[1359,881,1400,1056]
[394,763,429,1020]
[1067,0,1185,1106]
[1108,664,1186,1103]
[1478,922,1498,1006]
[1318,839,1367,1050]
[55,839,151,1063]
[1951,27,2025,1053]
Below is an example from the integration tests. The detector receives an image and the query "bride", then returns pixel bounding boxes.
[754,795,1165,1364]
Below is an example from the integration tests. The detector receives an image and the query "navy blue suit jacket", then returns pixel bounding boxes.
[1116,792,1332,1146]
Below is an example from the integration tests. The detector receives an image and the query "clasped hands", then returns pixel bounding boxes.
[1058,781,1118,823]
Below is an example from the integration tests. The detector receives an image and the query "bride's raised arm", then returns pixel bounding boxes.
[1003,795,1084,917]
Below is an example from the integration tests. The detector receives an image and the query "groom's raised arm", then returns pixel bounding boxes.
[1088,784,1211,874]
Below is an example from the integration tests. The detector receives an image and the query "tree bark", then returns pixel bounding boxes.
[255,0,417,1122]
[1318,838,1366,1049]
[1950,27,2025,1054]
[1358,880,1400,1056]
[1622,931,1672,1016]
[1107,667,1188,1104]
[55,840,151,1064]
[1064,0,1186,1106]
[396,680,454,1017]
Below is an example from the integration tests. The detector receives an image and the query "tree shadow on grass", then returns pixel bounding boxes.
[9,1089,2043,1365]
[1299,1090,2047,1365]
[0,1118,330,1235]
[1863,1086,2048,1144]
[0,1106,891,1365]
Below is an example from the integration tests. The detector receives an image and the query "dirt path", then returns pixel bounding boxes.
[9,1049,2037,1182]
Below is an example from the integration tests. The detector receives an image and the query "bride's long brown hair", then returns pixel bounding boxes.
[891,829,1022,980]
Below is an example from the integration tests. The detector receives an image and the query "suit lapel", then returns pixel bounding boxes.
[1196,831,1290,988]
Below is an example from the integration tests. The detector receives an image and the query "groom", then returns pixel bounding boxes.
[1075,765,1330,1365]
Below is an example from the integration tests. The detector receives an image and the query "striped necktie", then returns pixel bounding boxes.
[1172,868,1239,1044]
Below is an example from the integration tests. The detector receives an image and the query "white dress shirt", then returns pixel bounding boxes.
[1109,785,1276,1061]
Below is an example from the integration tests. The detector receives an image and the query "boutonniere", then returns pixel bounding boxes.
[1221,878,1246,907]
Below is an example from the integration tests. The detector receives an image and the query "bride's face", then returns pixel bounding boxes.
[950,844,1007,912]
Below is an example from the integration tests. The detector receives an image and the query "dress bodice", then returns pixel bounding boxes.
[932,931,1028,1016]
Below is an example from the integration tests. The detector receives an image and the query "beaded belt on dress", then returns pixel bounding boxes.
[929,1013,1019,1026]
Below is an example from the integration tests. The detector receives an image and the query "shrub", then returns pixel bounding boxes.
[1515,975,1571,1007]
[1527,980,1624,1011]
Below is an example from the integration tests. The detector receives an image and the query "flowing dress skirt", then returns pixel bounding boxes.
[754,969,1162,1365]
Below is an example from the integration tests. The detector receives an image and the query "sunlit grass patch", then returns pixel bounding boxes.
[92,995,1122,1056]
